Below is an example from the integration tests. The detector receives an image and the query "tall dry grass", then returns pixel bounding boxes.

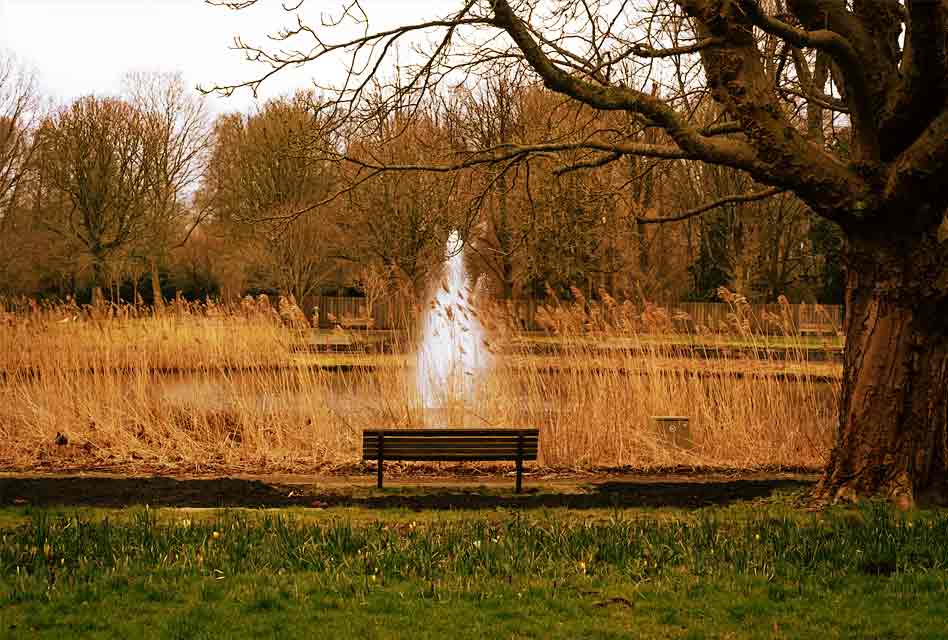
[0,291,840,473]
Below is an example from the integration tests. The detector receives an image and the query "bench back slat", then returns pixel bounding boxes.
[363,435,538,446]
[363,443,539,452]
[363,429,537,437]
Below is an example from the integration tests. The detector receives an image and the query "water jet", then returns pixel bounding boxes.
[416,230,491,425]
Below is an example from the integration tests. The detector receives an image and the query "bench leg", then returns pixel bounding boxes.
[516,456,523,494]
[377,454,384,489]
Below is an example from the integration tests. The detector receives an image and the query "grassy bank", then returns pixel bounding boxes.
[1,497,947,638]
[1,296,839,473]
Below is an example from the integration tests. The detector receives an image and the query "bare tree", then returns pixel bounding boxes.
[451,72,530,299]
[265,208,343,307]
[0,54,43,294]
[201,92,342,306]
[34,96,156,297]
[341,105,461,296]
[124,71,212,306]
[0,53,39,229]
[671,158,816,301]
[209,0,948,506]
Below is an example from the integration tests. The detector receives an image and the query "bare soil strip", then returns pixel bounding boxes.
[0,470,816,510]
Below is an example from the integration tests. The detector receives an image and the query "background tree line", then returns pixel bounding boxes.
[0,50,845,312]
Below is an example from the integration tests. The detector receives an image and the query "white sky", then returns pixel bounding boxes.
[0,0,439,113]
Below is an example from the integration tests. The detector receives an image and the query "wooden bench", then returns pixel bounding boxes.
[362,428,539,493]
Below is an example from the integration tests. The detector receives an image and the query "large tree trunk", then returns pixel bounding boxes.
[816,224,948,507]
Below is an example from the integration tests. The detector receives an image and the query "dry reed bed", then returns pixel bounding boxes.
[0,294,839,473]
[0,298,295,374]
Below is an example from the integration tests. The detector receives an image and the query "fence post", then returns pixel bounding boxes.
[515,433,524,494]
[377,433,385,489]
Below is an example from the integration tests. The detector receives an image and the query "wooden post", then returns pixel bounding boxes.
[516,433,524,494]
[377,433,384,489]
[650,416,692,449]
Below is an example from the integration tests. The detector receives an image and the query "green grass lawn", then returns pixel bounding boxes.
[1,490,947,639]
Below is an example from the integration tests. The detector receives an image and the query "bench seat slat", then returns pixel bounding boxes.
[364,443,538,451]
[364,448,538,457]
[371,454,538,462]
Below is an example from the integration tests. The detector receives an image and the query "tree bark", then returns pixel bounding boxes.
[816,223,948,507]
[150,257,164,311]
[501,257,514,299]
[90,257,106,309]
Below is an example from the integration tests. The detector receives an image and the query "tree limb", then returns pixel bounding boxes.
[674,0,872,220]
[201,7,489,99]
[341,139,697,174]
[878,0,948,160]
[636,186,785,224]
[884,107,948,219]
[741,0,862,75]
[489,0,768,175]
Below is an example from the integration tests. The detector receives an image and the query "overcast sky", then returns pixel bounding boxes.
[0,0,437,113]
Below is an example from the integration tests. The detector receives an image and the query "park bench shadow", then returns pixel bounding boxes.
[0,475,813,510]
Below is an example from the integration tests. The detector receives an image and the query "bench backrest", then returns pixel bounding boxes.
[362,429,539,461]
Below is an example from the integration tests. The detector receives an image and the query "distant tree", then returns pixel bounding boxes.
[807,216,845,305]
[33,96,155,298]
[451,73,530,299]
[202,93,341,306]
[265,209,343,307]
[678,162,816,302]
[341,106,460,297]
[0,53,42,294]
[124,71,211,306]
[0,53,38,227]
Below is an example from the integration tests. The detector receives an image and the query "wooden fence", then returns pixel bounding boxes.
[311,296,415,330]
[313,295,843,334]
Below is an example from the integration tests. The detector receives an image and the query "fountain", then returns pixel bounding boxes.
[416,230,492,423]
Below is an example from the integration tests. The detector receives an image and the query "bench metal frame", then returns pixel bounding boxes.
[362,428,539,493]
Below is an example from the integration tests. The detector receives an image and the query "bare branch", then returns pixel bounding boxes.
[201,3,489,100]
[878,0,948,159]
[789,47,849,113]
[884,107,948,217]
[740,0,862,72]
[636,186,785,224]
[623,36,726,60]
[554,151,623,175]
[490,0,767,175]
[339,138,695,176]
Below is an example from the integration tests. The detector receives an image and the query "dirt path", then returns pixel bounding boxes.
[0,470,817,510]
